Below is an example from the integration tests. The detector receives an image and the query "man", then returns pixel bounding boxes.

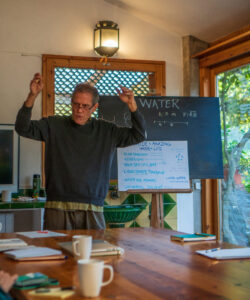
[15,73,146,230]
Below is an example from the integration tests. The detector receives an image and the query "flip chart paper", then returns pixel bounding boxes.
[118,141,190,191]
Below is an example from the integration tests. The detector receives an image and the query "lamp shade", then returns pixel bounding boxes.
[94,20,119,57]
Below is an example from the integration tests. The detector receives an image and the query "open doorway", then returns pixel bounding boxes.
[216,64,249,246]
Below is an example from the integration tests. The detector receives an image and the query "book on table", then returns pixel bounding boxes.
[59,240,124,256]
[0,238,28,252]
[14,272,59,289]
[171,233,216,242]
[4,246,66,261]
[14,272,49,288]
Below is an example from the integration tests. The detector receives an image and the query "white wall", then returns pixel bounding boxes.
[177,193,194,233]
[0,0,182,188]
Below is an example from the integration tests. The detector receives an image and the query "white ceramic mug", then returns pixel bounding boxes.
[72,235,92,260]
[78,259,114,297]
[1,190,12,202]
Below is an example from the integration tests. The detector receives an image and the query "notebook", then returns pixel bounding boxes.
[59,240,124,257]
[5,246,66,261]
[196,247,250,260]
[29,287,74,299]
[171,233,216,242]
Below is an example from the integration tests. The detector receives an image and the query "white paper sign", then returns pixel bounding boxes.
[118,141,190,191]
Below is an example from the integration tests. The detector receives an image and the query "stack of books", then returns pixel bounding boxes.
[0,238,28,252]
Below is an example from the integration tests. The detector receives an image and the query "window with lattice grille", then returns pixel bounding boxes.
[54,67,153,117]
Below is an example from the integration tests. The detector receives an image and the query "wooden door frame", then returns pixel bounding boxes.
[193,26,250,238]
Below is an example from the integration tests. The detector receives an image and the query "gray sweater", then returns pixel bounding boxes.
[15,105,146,206]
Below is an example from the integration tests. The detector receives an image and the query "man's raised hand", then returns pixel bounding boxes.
[30,73,44,96]
[117,86,137,112]
[24,73,44,107]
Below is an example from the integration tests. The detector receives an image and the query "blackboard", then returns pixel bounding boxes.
[98,96,223,179]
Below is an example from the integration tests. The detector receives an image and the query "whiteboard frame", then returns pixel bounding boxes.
[117,141,192,193]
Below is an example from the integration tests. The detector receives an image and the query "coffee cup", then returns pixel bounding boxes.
[78,259,114,297]
[1,190,12,202]
[72,235,92,260]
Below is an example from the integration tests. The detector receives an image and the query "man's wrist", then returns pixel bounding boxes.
[24,92,37,107]
[128,101,137,112]
[129,107,137,112]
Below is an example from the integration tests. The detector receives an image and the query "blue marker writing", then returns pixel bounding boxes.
[205,247,221,253]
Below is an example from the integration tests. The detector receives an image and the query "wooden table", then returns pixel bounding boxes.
[0,228,249,300]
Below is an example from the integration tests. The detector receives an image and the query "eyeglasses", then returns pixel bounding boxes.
[72,102,95,111]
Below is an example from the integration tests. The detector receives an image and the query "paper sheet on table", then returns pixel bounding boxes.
[196,247,250,260]
[17,231,67,238]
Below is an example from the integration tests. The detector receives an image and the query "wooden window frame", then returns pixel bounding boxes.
[41,54,166,184]
[42,55,166,117]
[193,26,250,237]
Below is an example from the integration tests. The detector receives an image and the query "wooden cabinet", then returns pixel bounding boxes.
[0,209,43,233]
[0,213,14,232]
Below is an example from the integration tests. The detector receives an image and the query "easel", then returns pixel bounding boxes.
[127,187,192,228]
[119,141,193,228]
[151,193,164,228]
